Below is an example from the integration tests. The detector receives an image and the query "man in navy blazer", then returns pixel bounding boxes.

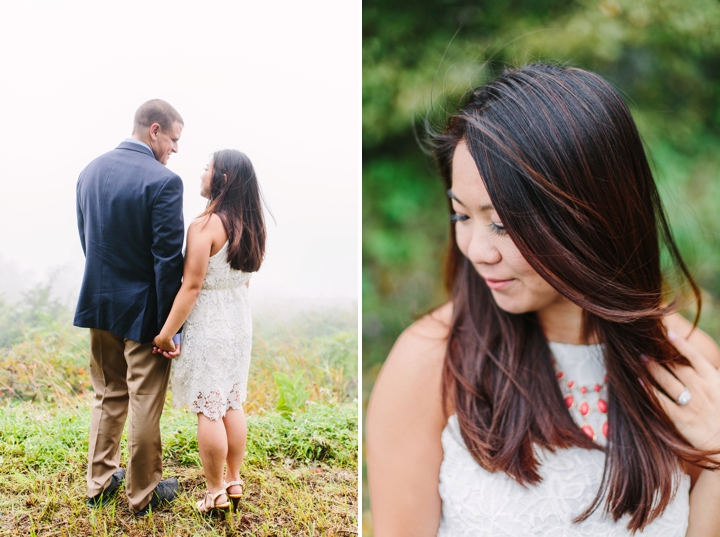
[75,99,184,515]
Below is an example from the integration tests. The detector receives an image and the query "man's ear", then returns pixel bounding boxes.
[149,123,161,139]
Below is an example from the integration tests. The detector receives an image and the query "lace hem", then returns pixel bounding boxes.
[184,382,246,420]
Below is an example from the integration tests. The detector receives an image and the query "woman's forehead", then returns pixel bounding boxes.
[451,142,493,206]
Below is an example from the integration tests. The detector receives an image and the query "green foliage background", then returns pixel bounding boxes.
[363,0,720,531]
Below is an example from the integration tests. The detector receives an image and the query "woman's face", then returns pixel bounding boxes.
[450,141,569,316]
[200,158,213,199]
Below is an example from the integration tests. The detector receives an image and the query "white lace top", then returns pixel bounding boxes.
[437,342,690,536]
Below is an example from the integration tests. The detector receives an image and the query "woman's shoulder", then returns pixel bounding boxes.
[189,213,228,249]
[386,301,453,374]
[366,302,453,536]
[664,312,720,368]
[368,302,453,424]
[189,212,223,231]
[366,305,450,460]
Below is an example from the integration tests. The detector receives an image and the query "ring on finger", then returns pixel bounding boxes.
[677,387,691,406]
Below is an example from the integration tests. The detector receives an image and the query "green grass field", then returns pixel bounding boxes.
[0,296,358,537]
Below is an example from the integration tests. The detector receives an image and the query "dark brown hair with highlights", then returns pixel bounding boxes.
[432,63,718,531]
[202,149,266,273]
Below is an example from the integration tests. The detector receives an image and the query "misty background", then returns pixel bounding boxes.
[0,1,359,314]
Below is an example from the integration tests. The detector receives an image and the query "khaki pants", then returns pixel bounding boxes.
[86,328,172,512]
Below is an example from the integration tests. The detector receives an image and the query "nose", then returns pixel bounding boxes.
[465,227,502,266]
[172,142,178,153]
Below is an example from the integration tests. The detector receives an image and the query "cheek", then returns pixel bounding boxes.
[502,248,558,294]
[508,255,563,305]
[498,241,534,276]
[504,251,537,279]
[454,227,470,257]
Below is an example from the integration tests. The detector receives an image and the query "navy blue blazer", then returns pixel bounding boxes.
[74,141,184,343]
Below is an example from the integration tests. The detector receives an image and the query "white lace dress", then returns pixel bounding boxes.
[437,342,690,536]
[171,242,253,420]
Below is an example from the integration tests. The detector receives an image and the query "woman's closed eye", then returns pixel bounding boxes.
[451,213,507,236]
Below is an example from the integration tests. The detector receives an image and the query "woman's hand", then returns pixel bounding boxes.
[152,334,180,359]
[646,332,720,457]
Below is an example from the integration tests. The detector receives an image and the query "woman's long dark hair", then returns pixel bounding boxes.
[432,63,718,531]
[203,149,266,272]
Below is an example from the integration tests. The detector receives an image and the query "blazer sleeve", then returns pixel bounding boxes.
[151,174,185,331]
[76,180,86,256]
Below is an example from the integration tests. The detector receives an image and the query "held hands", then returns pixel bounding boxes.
[645,332,720,457]
[152,334,181,359]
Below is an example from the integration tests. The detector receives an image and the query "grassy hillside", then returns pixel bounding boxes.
[0,290,358,536]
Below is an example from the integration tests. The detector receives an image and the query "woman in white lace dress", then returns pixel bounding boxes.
[366,64,720,536]
[152,149,266,515]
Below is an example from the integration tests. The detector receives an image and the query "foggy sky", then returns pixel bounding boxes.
[0,1,359,310]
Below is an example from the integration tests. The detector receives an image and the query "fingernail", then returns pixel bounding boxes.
[640,354,650,364]
[668,330,678,341]
[638,377,644,387]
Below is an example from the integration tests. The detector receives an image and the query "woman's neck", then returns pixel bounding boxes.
[537,299,597,345]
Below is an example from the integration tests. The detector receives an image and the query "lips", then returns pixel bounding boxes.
[483,277,514,290]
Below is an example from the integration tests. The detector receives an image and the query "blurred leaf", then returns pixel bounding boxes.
[274,371,311,418]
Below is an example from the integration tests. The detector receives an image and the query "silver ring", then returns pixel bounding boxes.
[677,387,691,406]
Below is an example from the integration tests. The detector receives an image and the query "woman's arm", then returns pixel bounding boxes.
[153,214,226,353]
[652,314,720,536]
[366,304,451,537]
[682,327,720,537]
[688,467,720,536]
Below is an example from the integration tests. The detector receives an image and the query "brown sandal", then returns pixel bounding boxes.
[225,479,245,512]
[196,488,231,517]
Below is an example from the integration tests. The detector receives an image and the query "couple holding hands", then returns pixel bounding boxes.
[74,99,265,516]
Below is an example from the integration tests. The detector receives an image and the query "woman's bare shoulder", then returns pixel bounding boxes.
[385,302,453,375]
[189,213,227,253]
[368,302,453,429]
[190,212,223,231]
[664,312,720,368]
[366,303,454,536]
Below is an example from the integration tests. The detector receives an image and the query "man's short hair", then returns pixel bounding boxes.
[133,99,184,133]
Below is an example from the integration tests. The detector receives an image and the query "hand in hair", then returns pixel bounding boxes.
[645,332,720,459]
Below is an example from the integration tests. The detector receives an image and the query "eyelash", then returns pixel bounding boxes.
[450,213,507,236]
[488,222,507,236]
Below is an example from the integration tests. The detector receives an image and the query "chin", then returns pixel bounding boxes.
[489,292,532,315]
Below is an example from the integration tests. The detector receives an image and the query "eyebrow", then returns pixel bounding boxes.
[447,189,494,212]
